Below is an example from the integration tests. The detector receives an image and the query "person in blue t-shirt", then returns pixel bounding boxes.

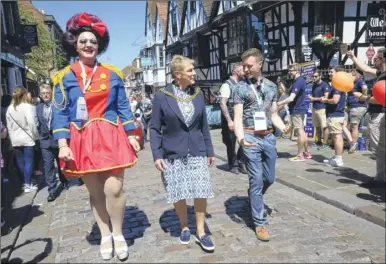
[308,70,330,150]
[321,66,347,167]
[278,64,311,161]
[346,70,368,153]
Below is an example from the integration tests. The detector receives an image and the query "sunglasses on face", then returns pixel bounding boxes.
[78,38,98,45]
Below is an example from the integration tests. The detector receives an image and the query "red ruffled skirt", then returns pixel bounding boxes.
[60,120,137,177]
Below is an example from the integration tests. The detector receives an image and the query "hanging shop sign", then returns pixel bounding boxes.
[366,3,386,42]
[22,24,39,46]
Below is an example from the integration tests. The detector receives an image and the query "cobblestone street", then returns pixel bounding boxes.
[3,135,386,263]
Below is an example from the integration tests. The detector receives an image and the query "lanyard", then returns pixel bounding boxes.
[249,81,263,109]
[79,61,98,93]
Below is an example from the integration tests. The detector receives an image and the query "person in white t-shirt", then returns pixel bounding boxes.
[219,63,247,174]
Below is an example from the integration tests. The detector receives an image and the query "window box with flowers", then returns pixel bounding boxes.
[309,32,342,68]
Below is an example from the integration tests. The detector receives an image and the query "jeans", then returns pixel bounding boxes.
[13,146,35,185]
[243,133,277,227]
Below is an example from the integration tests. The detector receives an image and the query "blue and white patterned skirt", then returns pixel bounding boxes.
[162,154,214,204]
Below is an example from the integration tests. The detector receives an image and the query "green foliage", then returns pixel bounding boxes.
[311,34,340,47]
[18,3,67,78]
[121,65,138,78]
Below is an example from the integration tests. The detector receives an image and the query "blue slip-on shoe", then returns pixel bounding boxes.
[179,229,191,244]
[195,234,215,251]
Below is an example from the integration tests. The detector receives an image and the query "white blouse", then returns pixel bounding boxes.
[6,103,39,147]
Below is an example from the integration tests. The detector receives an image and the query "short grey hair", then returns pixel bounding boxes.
[231,63,242,71]
[39,84,52,92]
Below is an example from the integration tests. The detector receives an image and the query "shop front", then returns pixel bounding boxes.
[1,49,25,96]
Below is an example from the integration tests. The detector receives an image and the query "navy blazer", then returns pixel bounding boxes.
[36,102,55,149]
[150,84,214,161]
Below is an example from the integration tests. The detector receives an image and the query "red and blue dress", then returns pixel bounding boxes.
[51,61,138,177]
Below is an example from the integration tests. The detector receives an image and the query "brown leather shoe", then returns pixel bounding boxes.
[256,226,271,241]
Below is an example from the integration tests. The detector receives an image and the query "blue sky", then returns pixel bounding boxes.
[32,1,147,69]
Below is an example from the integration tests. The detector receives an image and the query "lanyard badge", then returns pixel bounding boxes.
[79,61,98,94]
[76,61,98,120]
[250,82,267,131]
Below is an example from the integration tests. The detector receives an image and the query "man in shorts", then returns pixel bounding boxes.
[278,64,311,161]
[308,70,330,150]
[321,66,347,167]
[346,70,368,153]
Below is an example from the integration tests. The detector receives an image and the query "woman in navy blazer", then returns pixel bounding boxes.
[150,55,216,251]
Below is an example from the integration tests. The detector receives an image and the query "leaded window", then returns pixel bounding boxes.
[190,1,196,14]
[313,2,336,36]
[227,16,246,56]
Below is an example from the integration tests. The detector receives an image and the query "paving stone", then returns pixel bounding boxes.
[198,254,225,263]
[164,244,191,253]
[4,138,385,263]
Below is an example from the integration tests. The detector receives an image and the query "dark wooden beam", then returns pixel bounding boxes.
[293,2,303,63]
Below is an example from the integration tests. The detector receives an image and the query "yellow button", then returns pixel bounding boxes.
[86,86,91,91]
[100,73,107,80]
[100,84,107,91]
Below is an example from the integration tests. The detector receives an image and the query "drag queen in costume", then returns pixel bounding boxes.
[52,12,140,261]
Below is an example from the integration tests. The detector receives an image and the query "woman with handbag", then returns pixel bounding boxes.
[6,86,39,193]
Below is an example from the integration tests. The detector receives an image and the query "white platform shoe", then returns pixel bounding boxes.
[100,235,113,260]
[113,235,129,260]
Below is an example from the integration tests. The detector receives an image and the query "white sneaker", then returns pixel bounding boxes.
[23,184,31,193]
[29,183,38,190]
[323,156,334,163]
[324,157,344,167]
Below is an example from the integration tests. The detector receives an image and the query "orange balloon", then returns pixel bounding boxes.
[332,72,354,92]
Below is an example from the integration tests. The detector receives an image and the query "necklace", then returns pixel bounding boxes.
[161,88,201,102]
[183,103,193,113]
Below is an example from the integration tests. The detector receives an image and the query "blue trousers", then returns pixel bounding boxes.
[243,133,277,227]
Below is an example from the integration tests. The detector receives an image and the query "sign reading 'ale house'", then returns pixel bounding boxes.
[366,3,386,41]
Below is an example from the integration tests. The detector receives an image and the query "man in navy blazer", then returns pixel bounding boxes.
[36,84,69,202]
